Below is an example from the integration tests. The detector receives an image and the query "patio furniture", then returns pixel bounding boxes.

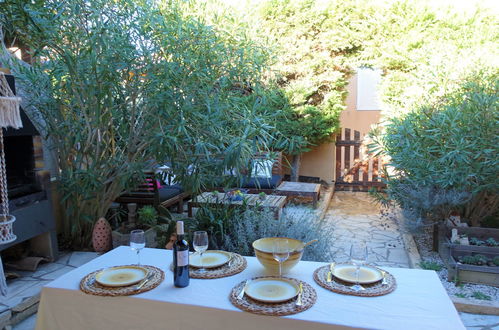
[35,246,465,330]
[115,171,189,213]
[187,192,287,218]
[275,181,321,207]
[215,152,285,194]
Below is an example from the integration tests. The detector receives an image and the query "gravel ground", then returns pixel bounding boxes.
[413,225,499,303]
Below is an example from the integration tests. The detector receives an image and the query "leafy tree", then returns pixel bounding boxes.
[0,0,278,247]
[370,71,499,227]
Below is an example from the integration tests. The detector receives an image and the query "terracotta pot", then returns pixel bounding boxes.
[92,217,112,253]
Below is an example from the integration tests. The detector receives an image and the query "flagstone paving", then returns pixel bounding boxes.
[324,191,410,268]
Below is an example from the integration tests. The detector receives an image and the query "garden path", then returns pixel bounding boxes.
[324,191,410,268]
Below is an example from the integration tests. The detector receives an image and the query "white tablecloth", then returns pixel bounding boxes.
[36,246,464,330]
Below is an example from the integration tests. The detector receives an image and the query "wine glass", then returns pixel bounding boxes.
[193,231,209,272]
[272,239,290,277]
[130,230,145,265]
[350,242,368,292]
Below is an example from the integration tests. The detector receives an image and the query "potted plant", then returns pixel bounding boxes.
[112,205,173,249]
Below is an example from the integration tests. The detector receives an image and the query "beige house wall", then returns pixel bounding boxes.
[294,74,381,183]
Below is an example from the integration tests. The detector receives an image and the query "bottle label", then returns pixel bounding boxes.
[176,250,189,267]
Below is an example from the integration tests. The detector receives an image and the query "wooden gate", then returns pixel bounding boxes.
[335,128,386,191]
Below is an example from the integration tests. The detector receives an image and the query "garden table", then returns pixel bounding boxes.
[36,246,465,330]
[187,192,287,218]
[275,181,321,207]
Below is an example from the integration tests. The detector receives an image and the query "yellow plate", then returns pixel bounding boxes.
[190,250,232,268]
[244,277,300,303]
[95,266,148,287]
[333,264,383,284]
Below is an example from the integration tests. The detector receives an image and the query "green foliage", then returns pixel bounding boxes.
[418,260,443,271]
[471,292,491,301]
[455,293,467,299]
[370,72,499,227]
[222,206,335,262]
[494,257,499,266]
[459,254,489,266]
[137,206,159,228]
[469,237,485,246]
[1,0,278,248]
[192,203,238,249]
[485,238,499,247]
[191,203,334,261]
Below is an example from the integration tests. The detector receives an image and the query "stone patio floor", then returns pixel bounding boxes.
[5,191,499,329]
[324,192,410,268]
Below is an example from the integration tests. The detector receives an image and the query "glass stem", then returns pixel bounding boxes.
[279,261,282,277]
[200,252,204,270]
[137,250,140,265]
[355,266,360,285]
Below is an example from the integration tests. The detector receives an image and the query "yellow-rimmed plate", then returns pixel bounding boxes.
[332,264,383,284]
[244,277,300,303]
[95,266,148,287]
[190,250,232,268]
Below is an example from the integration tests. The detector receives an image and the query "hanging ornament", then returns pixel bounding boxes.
[0,72,23,296]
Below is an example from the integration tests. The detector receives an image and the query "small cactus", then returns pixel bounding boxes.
[485,237,498,247]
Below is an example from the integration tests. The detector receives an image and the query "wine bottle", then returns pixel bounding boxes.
[173,221,190,287]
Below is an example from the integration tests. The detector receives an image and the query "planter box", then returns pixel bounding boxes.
[112,227,157,249]
[436,225,499,286]
[448,249,499,287]
[436,225,499,266]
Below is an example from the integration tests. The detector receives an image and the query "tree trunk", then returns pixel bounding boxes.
[290,154,301,182]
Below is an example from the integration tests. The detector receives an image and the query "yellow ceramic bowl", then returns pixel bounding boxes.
[252,237,304,274]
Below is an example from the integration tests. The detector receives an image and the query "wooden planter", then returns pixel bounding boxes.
[112,227,157,249]
[447,248,499,287]
[437,225,499,286]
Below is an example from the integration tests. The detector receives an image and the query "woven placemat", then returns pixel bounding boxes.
[169,253,247,279]
[80,265,164,296]
[229,277,316,316]
[313,265,396,297]
[191,253,247,279]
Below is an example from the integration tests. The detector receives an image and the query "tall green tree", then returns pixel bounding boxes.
[0,0,278,247]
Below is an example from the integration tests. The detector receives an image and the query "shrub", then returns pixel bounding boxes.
[192,203,334,261]
[137,206,159,227]
[418,260,443,271]
[221,206,335,262]
[371,71,499,227]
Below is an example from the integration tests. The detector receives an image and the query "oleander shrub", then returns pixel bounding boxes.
[371,71,499,227]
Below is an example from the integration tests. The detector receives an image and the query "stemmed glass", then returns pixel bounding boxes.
[193,231,209,272]
[272,239,290,277]
[350,242,368,292]
[130,230,145,265]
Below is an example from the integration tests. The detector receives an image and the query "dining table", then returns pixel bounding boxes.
[35,246,465,330]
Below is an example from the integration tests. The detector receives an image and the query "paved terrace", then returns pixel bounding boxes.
[325,191,410,268]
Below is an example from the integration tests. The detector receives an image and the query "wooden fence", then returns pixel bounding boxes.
[335,128,386,191]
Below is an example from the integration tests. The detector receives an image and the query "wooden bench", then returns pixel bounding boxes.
[115,171,189,213]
